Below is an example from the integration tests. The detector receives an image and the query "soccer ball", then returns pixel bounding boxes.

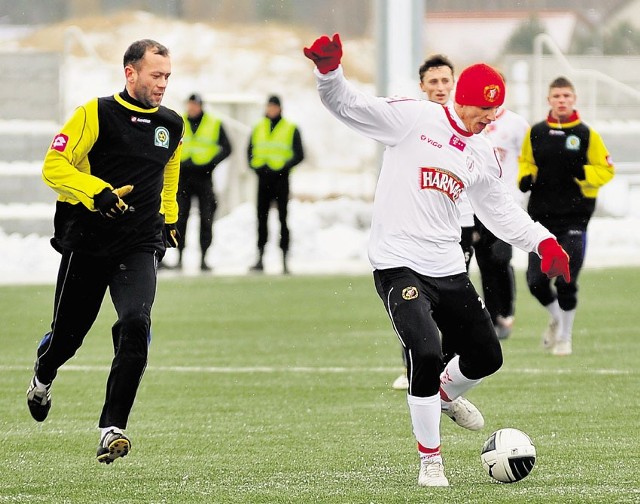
[480,428,536,483]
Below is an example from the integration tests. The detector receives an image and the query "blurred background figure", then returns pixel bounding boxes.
[247,95,304,274]
[175,93,232,271]
[518,76,614,356]
[475,76,530,340]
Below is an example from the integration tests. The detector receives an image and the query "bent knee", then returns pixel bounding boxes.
[460,342,503,379]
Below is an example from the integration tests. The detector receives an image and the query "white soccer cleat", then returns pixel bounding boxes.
[392,372,409,390]
[542,318,559,350]
[418,458,449,487]
[442,396,484,431]
[552,340,572,356]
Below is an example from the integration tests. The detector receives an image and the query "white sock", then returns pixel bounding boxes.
[101,426,123,439]
[407,393,441,451]
[419,448,442,464]
[34,377,49,390]
[439,355,482,404]
[558,308,576,343]
[545,299,562,323]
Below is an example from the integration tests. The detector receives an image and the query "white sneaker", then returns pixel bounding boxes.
[392,372,409,390]
[552,340,572,356]
[495,315,514,340]
[542,319,559,350]
[418,458,449,487]
[442,396,484,431]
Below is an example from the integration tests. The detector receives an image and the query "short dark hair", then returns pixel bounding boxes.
[549,76,574,92]
[267,95,281,107]
[123,39,169,69]
[419,54,455,81]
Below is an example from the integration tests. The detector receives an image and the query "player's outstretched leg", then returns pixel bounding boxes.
[441,396,485,431]
[97,428,131,464]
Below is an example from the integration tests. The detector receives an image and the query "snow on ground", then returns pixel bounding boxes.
[1,175,639,286]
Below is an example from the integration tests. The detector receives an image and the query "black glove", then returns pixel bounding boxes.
[94,185,133,218]
[164,223,180,248]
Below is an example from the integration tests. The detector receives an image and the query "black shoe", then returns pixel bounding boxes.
[26,377,51,422]
[249,260,264,272]
[97,429,131,465]
[200,260,211,272]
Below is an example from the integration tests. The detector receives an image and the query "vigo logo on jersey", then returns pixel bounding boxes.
[420,167,465,202]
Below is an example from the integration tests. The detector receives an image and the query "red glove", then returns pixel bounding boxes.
[303,33,343,74]
[538,238,570,282]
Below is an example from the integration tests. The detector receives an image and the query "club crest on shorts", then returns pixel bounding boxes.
[402,286,419,300]
[154,126,170,148]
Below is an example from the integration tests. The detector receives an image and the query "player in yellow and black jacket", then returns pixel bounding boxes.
[518,76,614,356]
[26,39,183,465]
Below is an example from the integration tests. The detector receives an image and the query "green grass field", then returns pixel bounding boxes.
[1,268,639,503]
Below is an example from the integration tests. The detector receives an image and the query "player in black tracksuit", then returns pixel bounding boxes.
[518,76,614,355]
[26,40,184,464]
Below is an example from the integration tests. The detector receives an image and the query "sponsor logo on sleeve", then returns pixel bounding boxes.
[50,133,69,152]
[420,167,465,202]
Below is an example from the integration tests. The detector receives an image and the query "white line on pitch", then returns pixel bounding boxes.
[0,364,634,375]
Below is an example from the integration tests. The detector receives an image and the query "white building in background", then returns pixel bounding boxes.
[423,10,577,66]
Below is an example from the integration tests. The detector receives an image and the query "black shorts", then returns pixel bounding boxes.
[373,267,502,396]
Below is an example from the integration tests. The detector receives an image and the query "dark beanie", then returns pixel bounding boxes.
[454,64,505,107]
[267,95,281,107]
[188,93,203,105]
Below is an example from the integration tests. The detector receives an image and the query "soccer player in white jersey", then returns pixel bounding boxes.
[476,105,530,339]
[391,54,457,391]
[304,34,570,488]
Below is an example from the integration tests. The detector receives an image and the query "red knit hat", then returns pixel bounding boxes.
[454,63,505,107]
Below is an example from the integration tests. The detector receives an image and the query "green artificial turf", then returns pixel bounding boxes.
[1,269,638,503]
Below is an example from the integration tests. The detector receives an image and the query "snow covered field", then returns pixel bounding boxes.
[1,172,638,286]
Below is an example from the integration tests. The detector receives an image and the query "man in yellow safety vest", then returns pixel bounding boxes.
[175,93,232,271]
[247,95,304,274]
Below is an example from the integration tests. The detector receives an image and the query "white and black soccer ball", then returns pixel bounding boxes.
[480,428,536,483]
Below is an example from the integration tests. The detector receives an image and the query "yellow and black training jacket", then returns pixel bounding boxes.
[518,111,614,234]
[43,90,184,257]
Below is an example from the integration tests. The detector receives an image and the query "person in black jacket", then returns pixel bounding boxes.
[518,76,614,356]
[26,39,183,464]
[247,95,304,274]
[175,93,232,271]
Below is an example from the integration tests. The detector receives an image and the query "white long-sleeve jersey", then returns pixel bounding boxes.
[316,66,552,277]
